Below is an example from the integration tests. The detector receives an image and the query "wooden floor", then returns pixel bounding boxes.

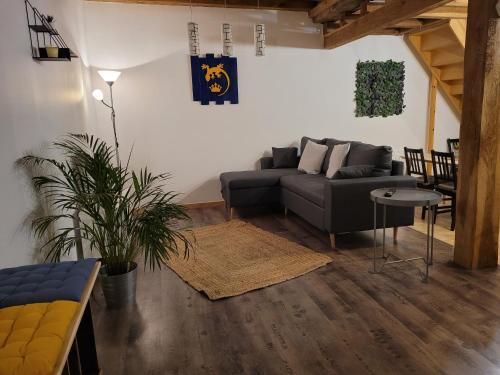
[92,207,500,375]
[411,207,456,246]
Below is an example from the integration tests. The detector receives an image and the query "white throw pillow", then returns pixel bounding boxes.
[298,141,328,175]
[326,143,351,179]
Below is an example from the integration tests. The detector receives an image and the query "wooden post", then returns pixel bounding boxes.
[454,0,500,269]
[426,75,438,153]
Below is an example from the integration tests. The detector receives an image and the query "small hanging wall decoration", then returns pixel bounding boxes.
[191,54,239,105]
[188,22,200,56]
[255,24,266,56]
[222,23,233,56]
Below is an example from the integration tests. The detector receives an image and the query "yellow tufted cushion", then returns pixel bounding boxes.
[0,301,79,375]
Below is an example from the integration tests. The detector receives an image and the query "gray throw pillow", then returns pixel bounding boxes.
[326,143,351,179]
[300,136,325,155]
[335,165,375,179]
[272,147,299,168]
[298,141,328,175]
[346,142,392,170]
[322,138,351,173]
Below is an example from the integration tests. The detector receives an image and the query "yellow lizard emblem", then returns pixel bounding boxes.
[201,63,231,96]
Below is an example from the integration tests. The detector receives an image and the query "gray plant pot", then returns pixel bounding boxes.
[99,262,137,309]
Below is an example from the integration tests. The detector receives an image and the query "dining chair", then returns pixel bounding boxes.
[404,147,434,219]
[447,138,459,154]
[431,150,457,231]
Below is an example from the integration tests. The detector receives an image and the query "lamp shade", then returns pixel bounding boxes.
[92,89,104,101]
[98,70,121,83]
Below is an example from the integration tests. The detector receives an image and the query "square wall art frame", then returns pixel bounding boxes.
[355,60,405,118]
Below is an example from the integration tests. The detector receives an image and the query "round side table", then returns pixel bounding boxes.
[370,188,442,281]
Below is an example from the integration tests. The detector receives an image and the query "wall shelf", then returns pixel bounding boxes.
[28,24,59,35]
[25,0,78,61]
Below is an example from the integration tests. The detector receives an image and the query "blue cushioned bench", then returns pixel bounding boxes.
[0,258,97,308]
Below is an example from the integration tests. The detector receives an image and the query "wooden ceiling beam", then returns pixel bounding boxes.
[87,0,313,11]
[417,5,468,19]
[324,0,453,49]
[309,0,365,23]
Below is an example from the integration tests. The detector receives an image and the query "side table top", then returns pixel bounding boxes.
[370,188,442,207]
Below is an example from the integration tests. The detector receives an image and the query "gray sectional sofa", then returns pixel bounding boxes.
[220,137,416,248]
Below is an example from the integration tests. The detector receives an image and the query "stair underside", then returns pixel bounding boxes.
[406,19,466,117]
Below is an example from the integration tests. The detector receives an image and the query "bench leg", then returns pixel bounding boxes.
[76,302,100,375]
[393,227,398,243]
[329,233,336,249]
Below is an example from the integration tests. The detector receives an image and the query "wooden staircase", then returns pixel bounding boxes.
[405,19,466,117]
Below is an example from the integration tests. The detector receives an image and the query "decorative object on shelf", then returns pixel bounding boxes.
[355,60,405,118]
[92,70,122,165]
[222,23,233,56]
[191,54,239,105]
[20,134,193,308]
[255,24,266,56]
[188,22,200,56]
[24,0,77,61]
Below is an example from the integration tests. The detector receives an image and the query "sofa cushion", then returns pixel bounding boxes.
[335,165,375,179]
[220,169,300,190]
[300,136,325,155]
[326,143,351,179]
[280,174,326,207]
[346,142,393,170]
[298,141,328,175]
[272,147,299,168]
[322,138,351,173]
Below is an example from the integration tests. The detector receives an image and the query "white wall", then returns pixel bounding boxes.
[83,2,460,204]
[0,0,91,267]
[0,1,460,267]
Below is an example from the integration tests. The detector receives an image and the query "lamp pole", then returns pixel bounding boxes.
[94,70,122,166]
[107,82,120,166]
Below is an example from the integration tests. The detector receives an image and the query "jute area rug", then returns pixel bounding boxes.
[167,220,332,300]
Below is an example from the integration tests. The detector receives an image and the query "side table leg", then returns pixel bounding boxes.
[425,204,431,280]
[382,204,387,259]
[373,201,377,272]
[430,205,436,265]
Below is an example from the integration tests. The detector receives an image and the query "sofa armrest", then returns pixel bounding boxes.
[259,157,274,169]
[392,160,405,176]
[324,175,416,233]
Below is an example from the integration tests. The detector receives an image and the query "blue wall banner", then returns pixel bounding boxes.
[191,54,239,105]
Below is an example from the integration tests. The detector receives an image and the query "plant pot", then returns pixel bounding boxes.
[46,46,59,58]
[99,262,137,309]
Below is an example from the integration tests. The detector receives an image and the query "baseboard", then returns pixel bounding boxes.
[183,200,225,209]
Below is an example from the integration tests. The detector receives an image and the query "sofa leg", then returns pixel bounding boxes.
[225,203,233,220]
[329,234,336,249]
[393,227,398,243]
[284,207,288,216]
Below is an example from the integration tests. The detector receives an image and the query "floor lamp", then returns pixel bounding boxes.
[70,70,122,261]
[92,70,122,166]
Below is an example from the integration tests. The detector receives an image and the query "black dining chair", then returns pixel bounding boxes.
[447,138,459,154]
[431,150,457,231]
[404,147,434,219]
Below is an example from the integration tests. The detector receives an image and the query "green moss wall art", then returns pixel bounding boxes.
[355,60,406,118]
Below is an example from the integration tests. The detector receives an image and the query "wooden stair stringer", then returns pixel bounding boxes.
[405,21,466,119]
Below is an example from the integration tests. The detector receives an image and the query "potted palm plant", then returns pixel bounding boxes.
[21,134,193,308]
